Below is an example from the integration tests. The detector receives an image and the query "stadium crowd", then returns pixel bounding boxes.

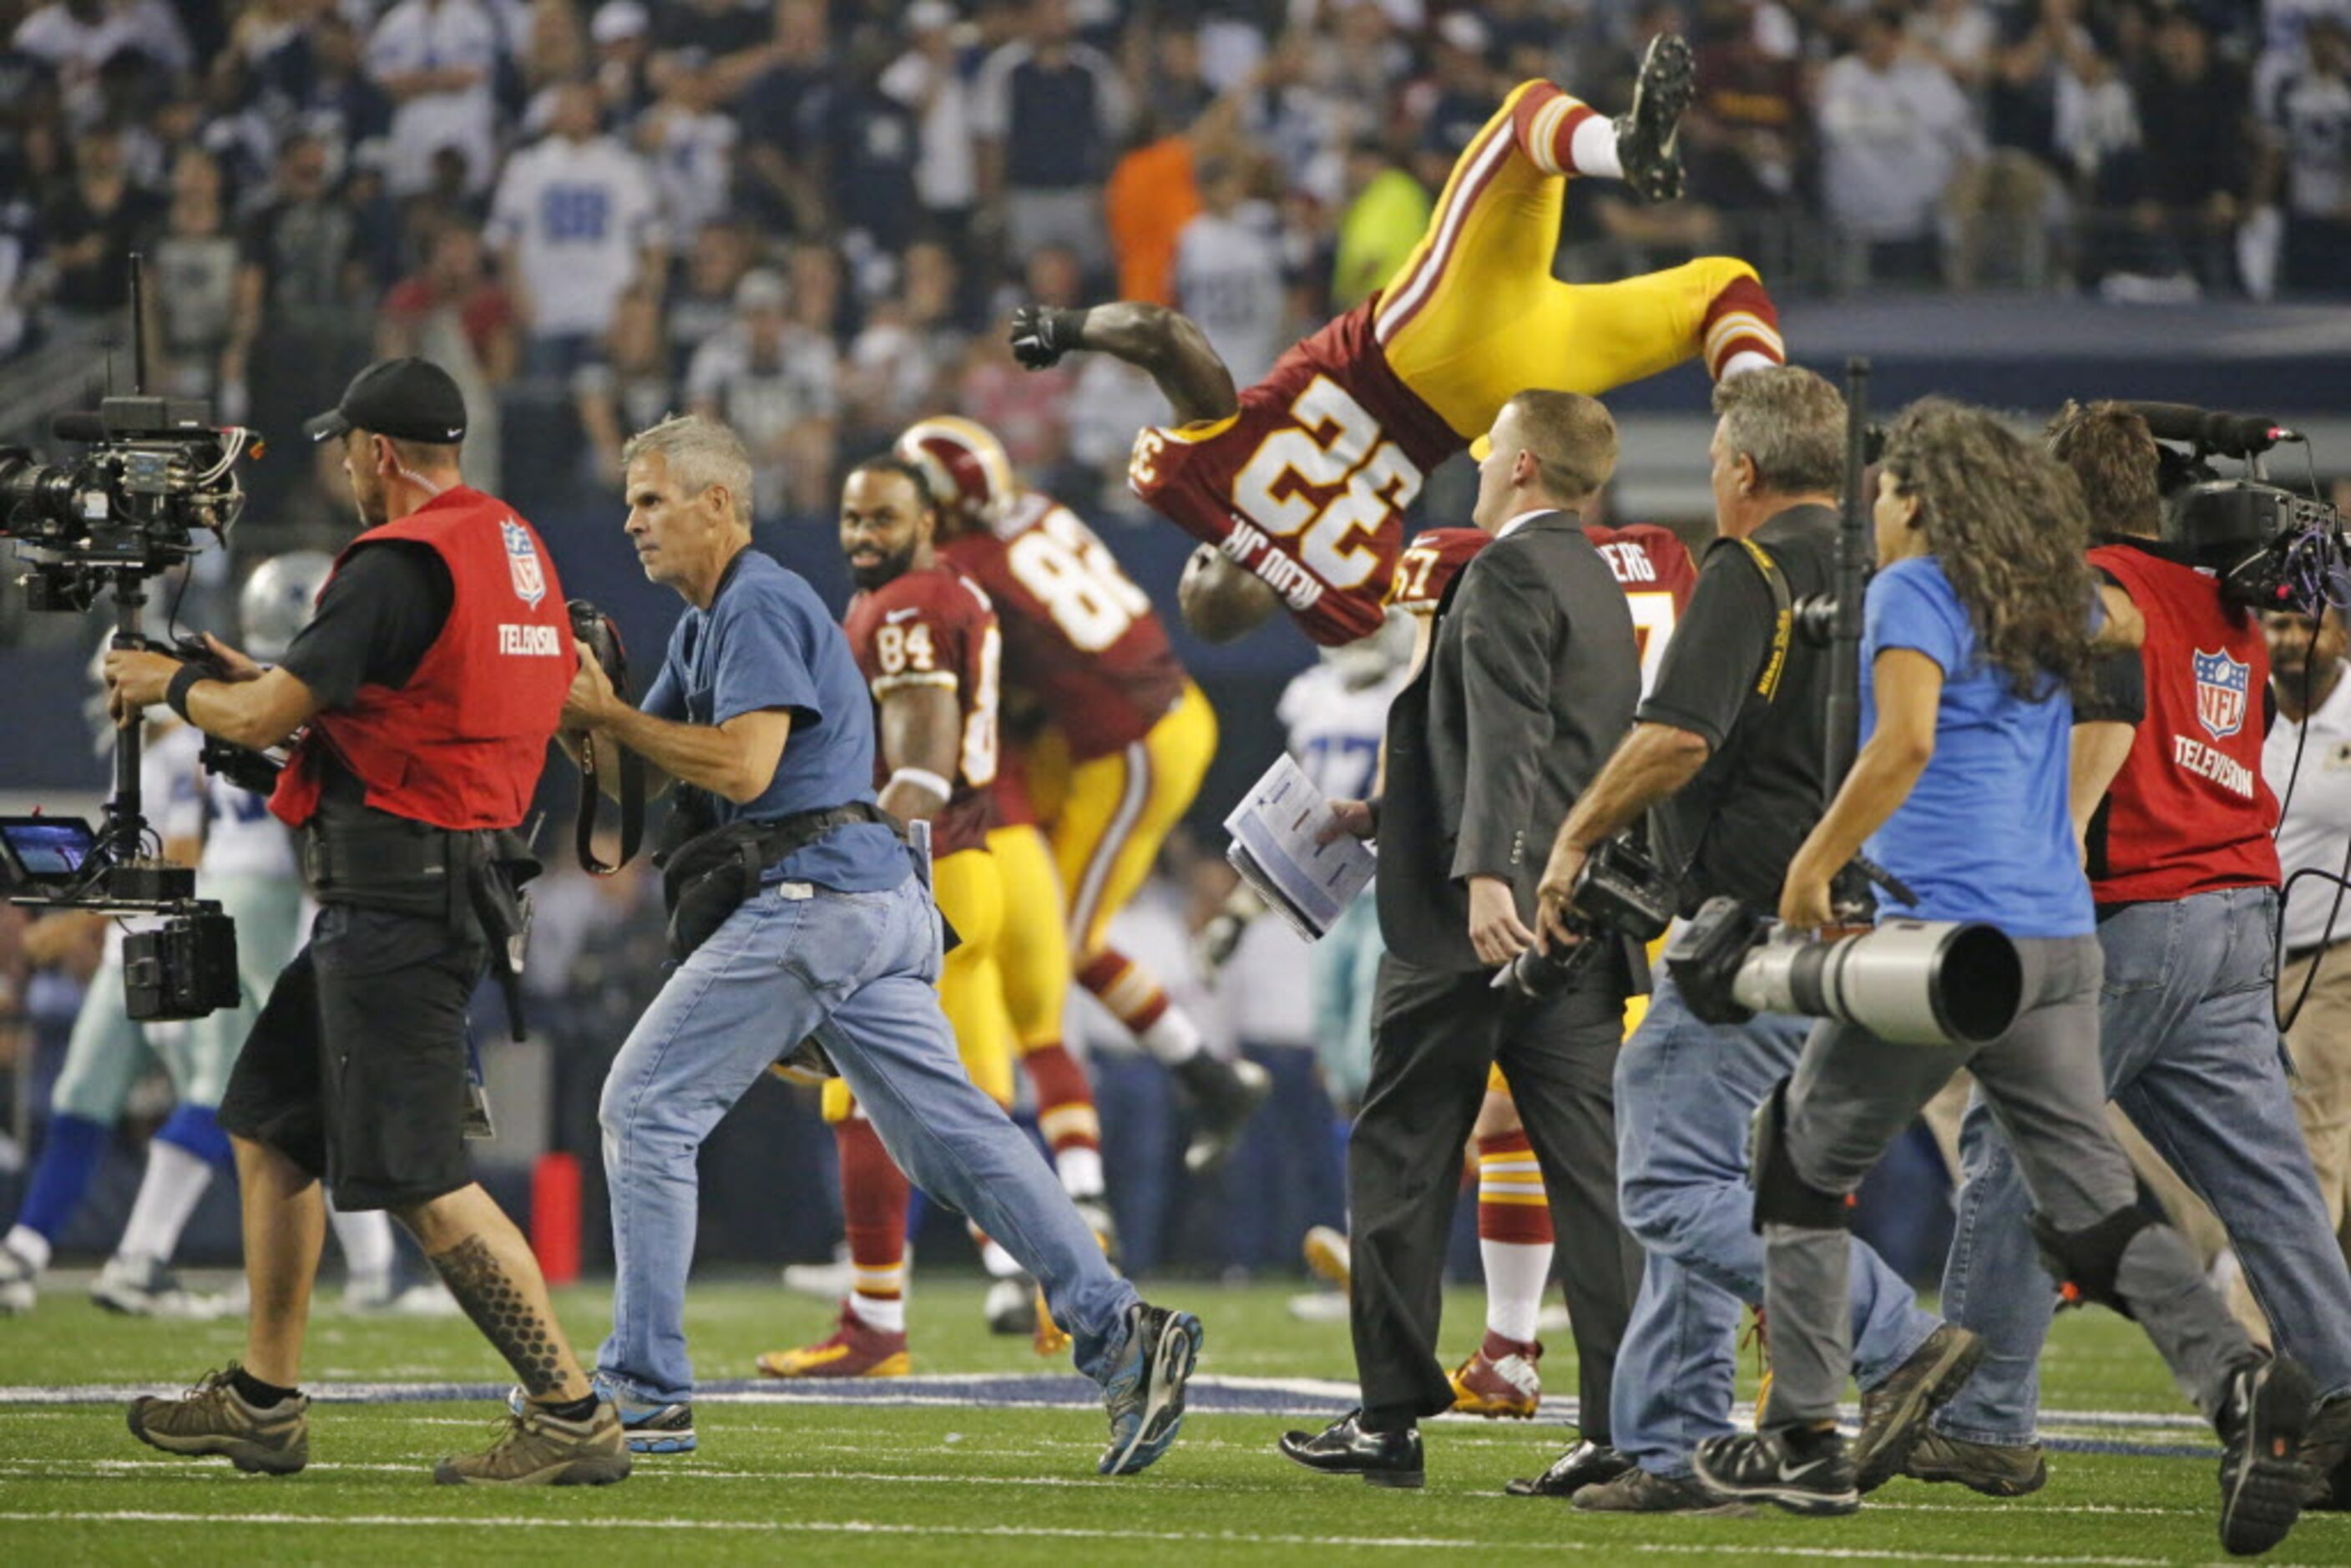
[1,0,2348,540]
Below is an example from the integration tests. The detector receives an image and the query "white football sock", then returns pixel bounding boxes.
[1057,1146,1106,1201]
[6,1223,52,1273]
[1483,1238,1555,1346]
[1570,116,1624,181]
[114,1138,214,1264]
[1139,1009,1203,1066]
[1720,349,1781,382]
[329,1202,397,1284]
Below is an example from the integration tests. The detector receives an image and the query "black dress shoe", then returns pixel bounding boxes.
[1277,1411,1424,1489]
[1504,1439,1636,1498]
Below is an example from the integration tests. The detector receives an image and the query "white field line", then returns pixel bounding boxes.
[0,1510,2328,1565]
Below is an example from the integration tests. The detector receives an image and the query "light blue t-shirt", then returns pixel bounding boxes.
[642,549,909,892]
[1860,554,2091,938]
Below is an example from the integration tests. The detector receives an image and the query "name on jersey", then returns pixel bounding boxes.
[2172,733,2256,799]
[499,623,565,656]
[1596,541,1657,584]
[1219,519,1325,613]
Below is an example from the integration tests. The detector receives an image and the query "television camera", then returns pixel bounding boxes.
[0,257,254,1019]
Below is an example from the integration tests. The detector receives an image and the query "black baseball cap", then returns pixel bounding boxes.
[302,357,469,445]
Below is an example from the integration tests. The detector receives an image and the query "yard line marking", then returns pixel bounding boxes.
[0,1510,2308,1564]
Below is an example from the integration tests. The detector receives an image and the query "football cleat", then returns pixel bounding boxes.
[984,1274,1039,1337]
[1302,1225,1351,1293]
[90,1254,230,1319]
[1448,1330,1543,1419]
[756,1303,913,1379]
[1175,1054,1272,1176]
[1613,33,1696,205]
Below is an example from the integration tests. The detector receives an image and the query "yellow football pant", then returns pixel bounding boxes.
[823,845,1013,1120]
[1029,680,1218,961]
[1374,80,1762,440]
[987,822,1074,1055]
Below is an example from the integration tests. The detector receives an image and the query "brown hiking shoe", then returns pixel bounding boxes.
[433,1399,633,1486]
[127,1364,309,1474]
[1854,1324,1985,1493]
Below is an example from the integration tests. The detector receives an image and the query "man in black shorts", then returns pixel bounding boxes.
[104,358,628,1486]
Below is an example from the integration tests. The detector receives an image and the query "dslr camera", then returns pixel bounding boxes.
[1664,895,2023,1048]
[1494,835,1678,1003]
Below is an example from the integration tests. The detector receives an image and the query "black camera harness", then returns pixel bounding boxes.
[568,599,645,876]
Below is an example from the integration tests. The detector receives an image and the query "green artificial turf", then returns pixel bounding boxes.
[0,1276,2340,1565]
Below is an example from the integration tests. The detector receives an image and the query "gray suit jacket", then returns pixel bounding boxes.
[1375,509,1641,973]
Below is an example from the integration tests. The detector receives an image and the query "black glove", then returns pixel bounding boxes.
[1009,304,1085,370]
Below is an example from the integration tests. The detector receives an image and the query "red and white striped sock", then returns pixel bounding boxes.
[1702,274,1787,382]
[1477,1130,1555,1346]
[1022,1042,1105,1200]
[1078,948,1203,1066]
[837,1115,910,1334]
[1512,82,1621,180]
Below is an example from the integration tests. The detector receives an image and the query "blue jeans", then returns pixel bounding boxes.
[1939,886,2351,1444]
[1612,972,1942,1476]
[596,875,1139,1404]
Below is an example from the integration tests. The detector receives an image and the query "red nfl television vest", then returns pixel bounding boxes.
[271,487,572,832]
[2087,541,2279,903]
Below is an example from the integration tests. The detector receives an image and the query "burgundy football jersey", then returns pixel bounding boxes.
[842,565,1001,857]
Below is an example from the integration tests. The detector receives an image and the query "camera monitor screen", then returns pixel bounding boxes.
[0,817,98,886]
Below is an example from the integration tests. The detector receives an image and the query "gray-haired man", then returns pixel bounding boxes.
[561,415,1201,1474]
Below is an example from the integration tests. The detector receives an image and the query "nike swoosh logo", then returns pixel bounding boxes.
[1778,1458,1829,1482]
[886,607,920,623]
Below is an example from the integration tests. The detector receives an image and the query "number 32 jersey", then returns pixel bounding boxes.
[936,490,1187,761]
[1126,301,1463,647]
[842,567,1002,857]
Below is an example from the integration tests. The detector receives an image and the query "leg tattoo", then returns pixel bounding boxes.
[430,1234,567,1398]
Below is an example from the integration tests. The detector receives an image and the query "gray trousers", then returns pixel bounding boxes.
[1764,934,2253,1429]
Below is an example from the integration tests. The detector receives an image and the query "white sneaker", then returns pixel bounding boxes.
[90,1253,230,1318]
[0,1242,37,1314]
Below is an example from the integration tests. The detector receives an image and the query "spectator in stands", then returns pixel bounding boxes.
[786,235,851,342]
[1408,13,1504,169]
[815,27,923,259]
[13,0,190,129]
[879,0,981,249]
[488,78,664,379]
[1911,0,1998,92]
[366,0,500,199]
[975,0,1130,276]
[840,239,967,448]
[43,124,162,328]
[2261,13,2351,295]
[652,0,776,92]
[1962,0,2087,288]
[255,11,392,190]
[1243,28,1347,207]
[1687,0,1810,215]
[2133,5,2252,294]
[1818,4,1980,286]
[150,145,244,412]
[587,0,655,122]
[1330,134,1428,308]
[378,220,518,387]
[665,215,754,375]
[636,58,738,255]
[1140,19,1215,131]
[684,266,838,518]
[1173,152,1286,385]
[574,283,673,488]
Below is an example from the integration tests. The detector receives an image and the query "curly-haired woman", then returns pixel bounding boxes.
[1689,400,2316,1558]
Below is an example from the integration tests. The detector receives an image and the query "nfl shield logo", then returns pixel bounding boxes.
[502,518,546,608]
[2192,647,2249,741]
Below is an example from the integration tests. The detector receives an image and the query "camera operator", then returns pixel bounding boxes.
[1280,391,1643,1491]
[2265,606,2351,1269]
[1926,403,2351,1505]
[1690,402,2312,1557]
[102,358,625,1486]
[559,415,1201,1477]
[1521,367,1955,1513]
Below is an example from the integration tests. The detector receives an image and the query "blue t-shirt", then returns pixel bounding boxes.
[1860,555,2091,938]
[642,549,908,891]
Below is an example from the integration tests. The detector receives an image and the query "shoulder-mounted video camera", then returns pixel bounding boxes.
[0,256,256,1019]
[2112,402,2345,616]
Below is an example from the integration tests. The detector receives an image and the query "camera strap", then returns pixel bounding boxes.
[575,734,644,875]
[1731,537,1794,702]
